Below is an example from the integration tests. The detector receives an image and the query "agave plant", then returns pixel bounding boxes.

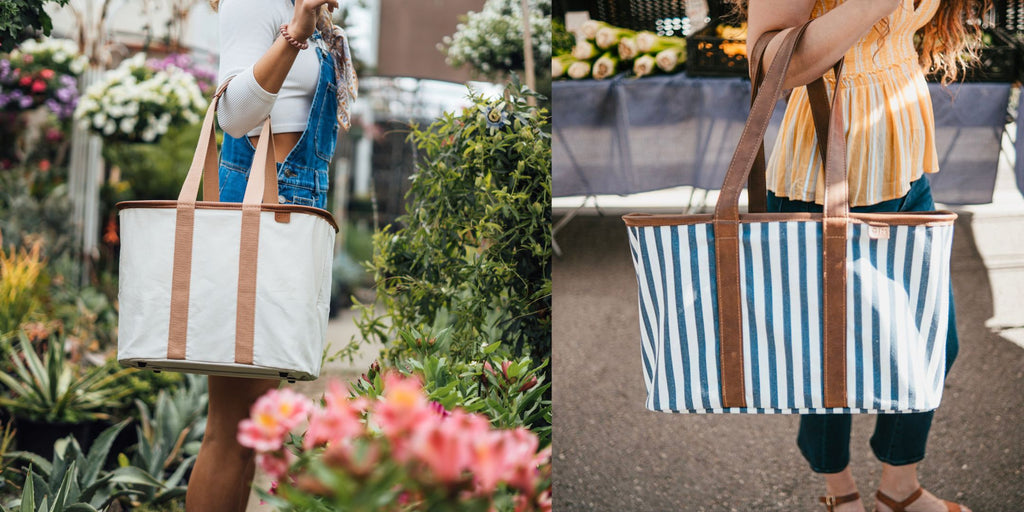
[0,334,135,423]
[3,421,166,511]
[119,375,208,507]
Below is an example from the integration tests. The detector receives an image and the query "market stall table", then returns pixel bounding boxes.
[553,73,1014,205]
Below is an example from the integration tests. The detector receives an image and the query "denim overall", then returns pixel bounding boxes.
[218,35,339,209]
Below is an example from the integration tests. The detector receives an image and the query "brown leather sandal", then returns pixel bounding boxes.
[875,488,964,512]
[820,492,860,511]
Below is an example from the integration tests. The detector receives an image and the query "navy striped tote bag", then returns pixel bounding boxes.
[622,23,956,414]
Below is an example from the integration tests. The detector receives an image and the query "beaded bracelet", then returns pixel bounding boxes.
[279,24,309,50]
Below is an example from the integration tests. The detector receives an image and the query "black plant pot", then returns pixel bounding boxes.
[11,417,103,461]
[10,416,138,468]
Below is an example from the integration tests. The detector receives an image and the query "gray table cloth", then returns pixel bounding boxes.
[553,73,1013,205]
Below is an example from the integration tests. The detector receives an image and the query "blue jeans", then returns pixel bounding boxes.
[766,177,959,473]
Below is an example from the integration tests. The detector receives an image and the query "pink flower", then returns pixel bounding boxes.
[429,401,450,418]
[519,375,538,392]
[237,388,313,452]
[39,69,54,79]
[504,428,541,493]
[373,373,434,460]
[304,382,364,450]
[31,80,46,93]
[256,452,294,480]
[323,439,380,478]
[537,489,552,512]
[470,430,516,494]
[410,410,487,484]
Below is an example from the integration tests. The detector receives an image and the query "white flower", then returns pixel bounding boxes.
[103,120,116,135]
[119,117,137,133]
[92,113,106,128]
[141,128,156,142]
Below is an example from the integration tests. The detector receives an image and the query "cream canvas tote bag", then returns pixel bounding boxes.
[117,82,337,381]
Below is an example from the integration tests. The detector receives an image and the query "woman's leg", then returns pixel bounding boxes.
[186,376,280,512]
[871,284,965,511]
[767,190,865,508]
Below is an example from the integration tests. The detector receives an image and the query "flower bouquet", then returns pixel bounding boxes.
[553,20,688,80]
[73,53,206,143]
[0,38,86,120]
[240,374,552,512]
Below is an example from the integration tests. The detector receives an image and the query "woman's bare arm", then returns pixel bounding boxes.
[746,0,899,89]
[251,0,339,94]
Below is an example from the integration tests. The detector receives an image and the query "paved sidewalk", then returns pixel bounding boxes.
[552,165,1024,509]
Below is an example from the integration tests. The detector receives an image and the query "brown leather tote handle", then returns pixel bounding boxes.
[711,19,851,409]
[746,30,844,212]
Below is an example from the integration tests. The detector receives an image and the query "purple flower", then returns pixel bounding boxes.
[56,86,75,102]
[18,96,32,108]
[44,98,60,114]
[0,94,8,109]
[59,75,76,88]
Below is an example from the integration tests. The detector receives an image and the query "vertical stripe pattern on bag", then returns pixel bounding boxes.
[626,221,953,414]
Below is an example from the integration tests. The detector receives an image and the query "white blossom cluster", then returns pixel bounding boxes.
[441,0,552,79]
[10,38,88,75]
[73,54,206,143]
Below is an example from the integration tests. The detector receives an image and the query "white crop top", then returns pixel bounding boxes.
[216,0,321,138]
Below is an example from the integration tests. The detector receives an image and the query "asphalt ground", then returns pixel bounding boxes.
[551,213,1024,511]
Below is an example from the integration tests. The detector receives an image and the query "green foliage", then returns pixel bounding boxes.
[354,327,551,447]
[0,334,135,423]
[0,171,74,266]
[356,81,551,363]
[0,1,71,54]
[3,421,169,511]
[102,121,211,201]
[120,375,206,507]
[48,284,120,356]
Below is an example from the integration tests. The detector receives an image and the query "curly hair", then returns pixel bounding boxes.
[728,0,993,84]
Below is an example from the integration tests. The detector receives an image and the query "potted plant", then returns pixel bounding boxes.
[0,333,135,459]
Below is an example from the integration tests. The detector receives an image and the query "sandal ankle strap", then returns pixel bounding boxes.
[820,492,861,511]
[876,488,924,511]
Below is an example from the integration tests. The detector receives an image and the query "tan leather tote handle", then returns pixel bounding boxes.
[176,78,280,206]
[711,19,851,409]
[167,78,282,363]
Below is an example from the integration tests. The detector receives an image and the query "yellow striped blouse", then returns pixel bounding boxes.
[765,0,940,207]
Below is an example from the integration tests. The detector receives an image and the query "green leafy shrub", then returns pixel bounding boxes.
[0,335,134,423]
[116,376,207,509]
[0,171,75,265]
[102,121,210,201]
[355,327,551,447]
[356,81,551,362]
[3,421,175,511]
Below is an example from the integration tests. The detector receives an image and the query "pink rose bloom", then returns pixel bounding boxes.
[238,388,313,452]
